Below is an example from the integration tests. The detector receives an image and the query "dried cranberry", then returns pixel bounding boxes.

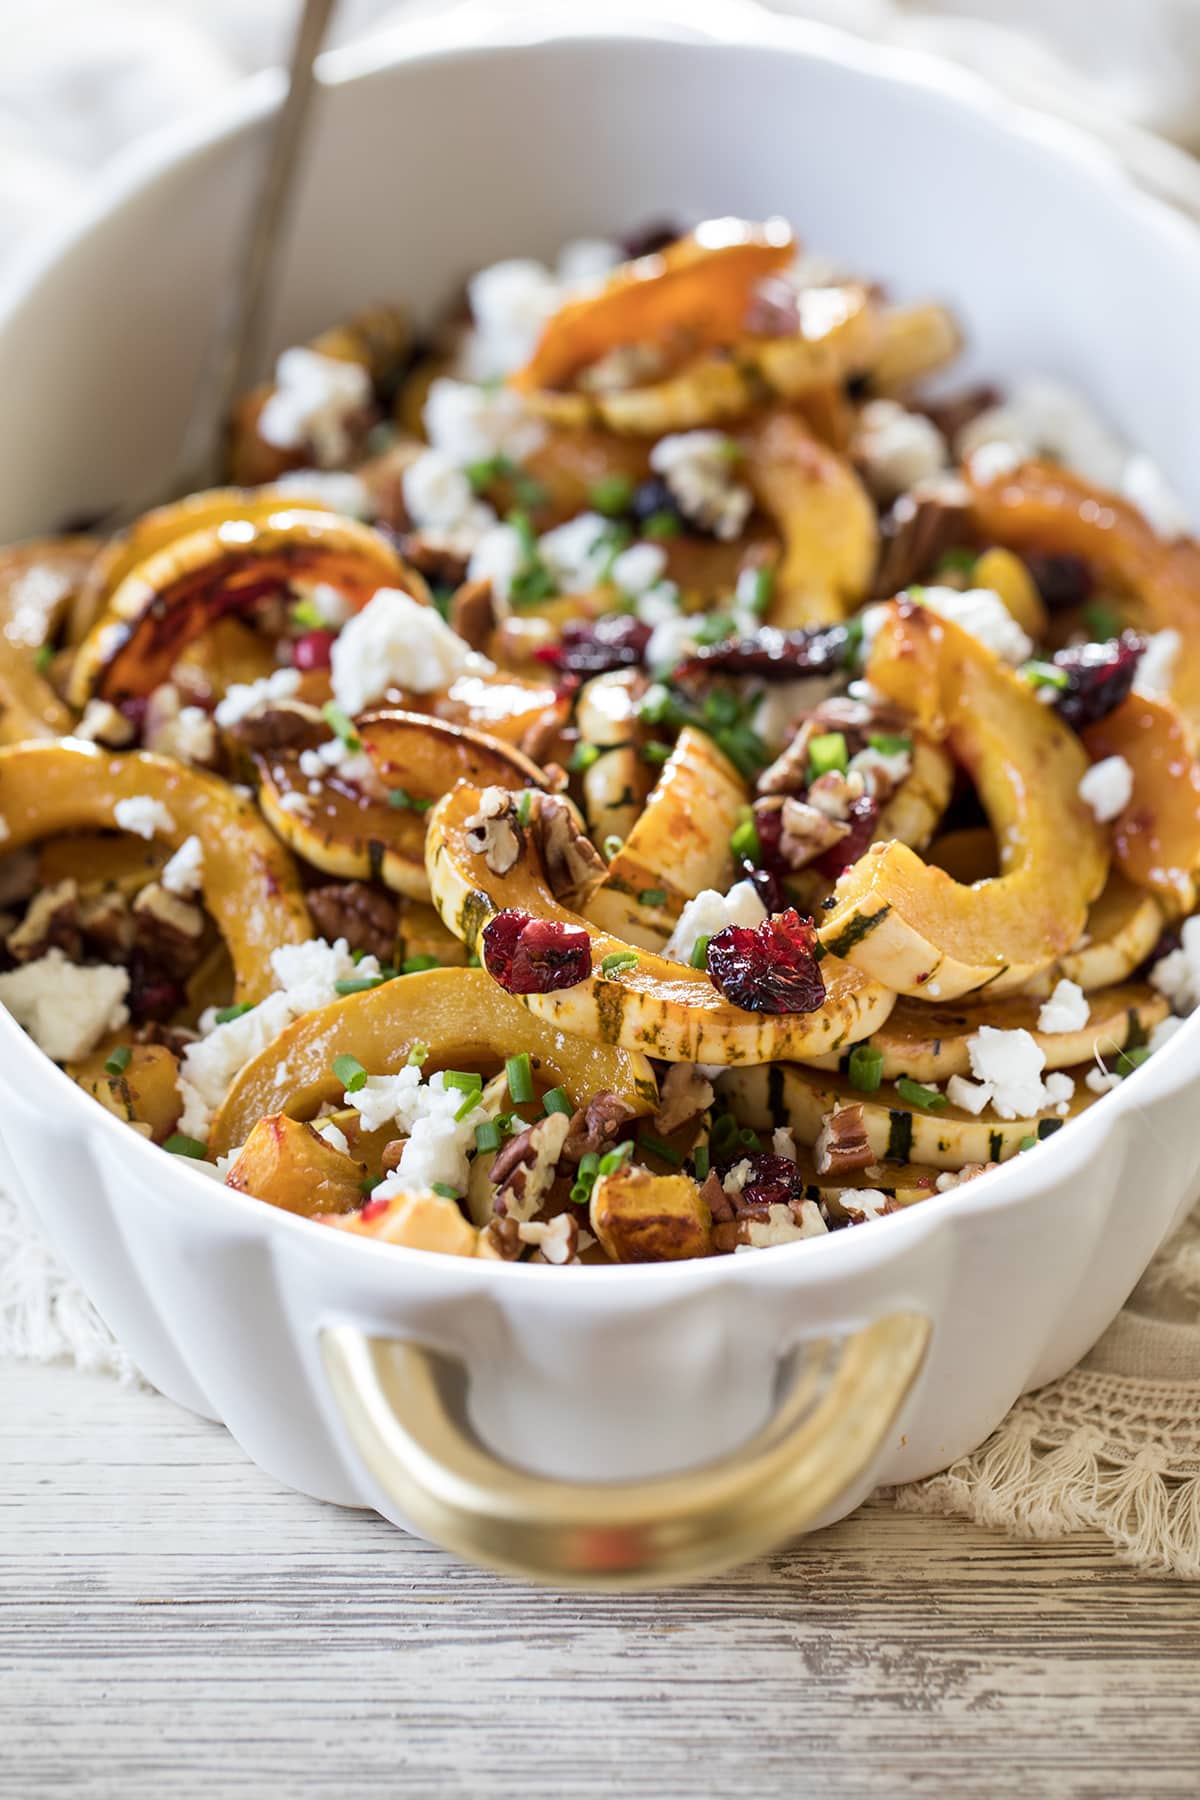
[1023,551,1095,611]
[360,1196,390,1222]
[621,219,684,260]
[1050,631,1145,731]
[629,477,685,533]
[816,795,879,879]
[482,908,592,995]
[706,908,826,1014]
[537,613,651,676]
[291,628,337,672]
[126,955,186,1025]
[675,623,852,684]
[728,1153,807,1213]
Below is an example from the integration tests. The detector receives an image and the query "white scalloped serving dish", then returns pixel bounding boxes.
[1,5,1199,1580]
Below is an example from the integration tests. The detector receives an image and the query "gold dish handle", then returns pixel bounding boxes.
[321,1311,931,1589]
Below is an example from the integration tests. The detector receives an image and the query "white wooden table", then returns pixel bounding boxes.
[3,1359,1200,1798]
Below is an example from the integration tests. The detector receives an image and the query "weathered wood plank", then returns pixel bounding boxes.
[2,1361,1199,1799]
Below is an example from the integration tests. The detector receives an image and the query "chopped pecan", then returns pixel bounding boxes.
[872,479,972,600]
[131,883,206,979]
[465,786,522,876]
[756,725,819,797]
[380,1139,406,1176]
[778,796,850,870]
[518,706,567,768]
[536,794,605,909]
[307,881,399,963]
[0,849,37,910]
[79,889,135,961]
[814,1103,874,1177]
[491,1111,571,1224]
[449,578,496,652]
[836,1187,897,1225]
[8,880,82,962]
[920,384,1001,449]
[807,770,867,822]
[518,1213,579,1265]
[233,703,324,753]
[561,1091,635,1166]
[713,1200,828,1253]
[398,532,470,591]
[477,1216,522,1260]
[653,1063,715,1137]
[699,1167,733,1223]
[934,1162,997,1192]
[75,699,136,748]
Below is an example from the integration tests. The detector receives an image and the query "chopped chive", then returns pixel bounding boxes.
[710,1113,738,1153]
[506,1052,535,1105]
[514,472,550,510]
[406,1040,429,1067]
[542,1086,572,1116]
[934,547,977,576]
[1018,1134,1038,1152]
[431,1182,460,1200]
[466,452,515,491]
[515,789,534,827]
[695,612,734,647]
[1022,661,1069,692]
[34,644,54,675]
[896,1075,947,1112]
[333,1053,368,1093]
[808,730,849,780]
[443,1070,483,1095]
[638,1132,684,1167]
[690,934,712,970]
[466,952,482,969]
[291,597,324,630]
[598,1141,634,1177]
[360,1174,384,1197]
[643,510,682,540]
[475,1119,503,1154]
[388,787,433,813]
[638,887,668,907]
[741,566,774,617]
[600,950,638,978]
[568,741,600,773]
[640,741,672,766]
[1118,1045,1152,1077]
[321,700,361,750]
[163,1134,208,1159]
[570,1149,601,1206]
[589,473,634,517]
[216,1000,260,1029]
[729,814,761,863]
[1083,599,1122,642]
[603,834,624,859]
[402,954,441,974]
[693,1144,710,1181]
[104,1045,132,1077]
[848,1044,884,1093]
[334,976,385,995]
[455,1091,483,1122]
[737,1127,761,1150]
[867,733,912,757]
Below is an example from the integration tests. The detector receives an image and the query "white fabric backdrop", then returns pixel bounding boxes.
[3,0,1200,270]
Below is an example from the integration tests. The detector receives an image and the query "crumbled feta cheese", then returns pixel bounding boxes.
[555,238,623,286]
[461,260,561,379]
[330,588,485,714]
[161,835,204,897]
[841,1188,891,1223]
[854,399,948,502]
[611,541,668,597]
[467,522,526,605]
[1085,1065,1123,1095]
[1122,453,1191,540]
[1037,978,1090,1035]
[360,1069,488,1200]
[966,1026,1048,1120]
[213,666,301,729]
[0,950,129,1063]
[298,736,377,790]
[537,512,612,595]
[113,795,176,841]
[959,378,1127,489]
[316,1121,351,1156]
[735,1200,827,1249]
[258,348,372,467]
[1043,1071,1076,1115]
[664,880,767,965]
[649,431,753,541]
[919,585,1033,666]
[278,791,314,818]
[645,611,700,676]
[401,448,495,551]
[1148,1014,1186,1054]
[1150,915,1200,1013]
[1078,755,1134,824]
[634,582,683,628]
[946,1074,993,1116]
[424,376,545,465]
[847,743,912,797]
[270,469,372,519]
[1135,628,1181,699]
[967,440,1025,485]
[754,679,826,756]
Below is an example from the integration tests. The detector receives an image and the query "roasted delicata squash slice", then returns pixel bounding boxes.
[0,631,75,742]
[862,980,1167,1084]
[426,782,895,1064]
[737,410,878,627]
[585,727,746,949]
[419,668,570,758]
[864,301,962,396]
[1083,693,1200,915]
[818,603,1109,999]
[68,511,417,707]
[719,1063,1095,1172]
[589,1166,713,1262]
[223,1113,368,1218]
[0,741,310,1001]
[575,669,656,849]
[966,458,1200,722]
[0,535,100,650]
[1057,875,1165,991]
[874,736,955,853]
[68,1040,183,1143]
[512,218,795,395]
[256,710,548,900]
[210,966,656,1154]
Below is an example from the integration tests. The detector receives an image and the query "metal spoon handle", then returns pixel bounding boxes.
[171,0,338,499]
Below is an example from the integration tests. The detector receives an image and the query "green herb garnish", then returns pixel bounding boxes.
[637,1133,684,1167]
[431,1182,460,1200]
[388,788,433,813]
[690,934,712,970]
[214,1002,256,1025]
[895,1076,947,1112]
[848,1044,884,1093]
[638,888,667,907]
[401,954,441,974]
[475,1119,503,1154]
[104,1046,132,1077]
[322,701,361,751]
[588,473,634,517]
[598,1142,634,1177]
[867,733,912,757]
[505,1052,535,1105]
[333,976,386,995]
[163,1134,209,1159]
[333,1053,368,1093]
[568,741,601,773]
[600,950,638,978]
[542,1086,572,1117]
[807,731,849,781]
[642,510,682,540]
